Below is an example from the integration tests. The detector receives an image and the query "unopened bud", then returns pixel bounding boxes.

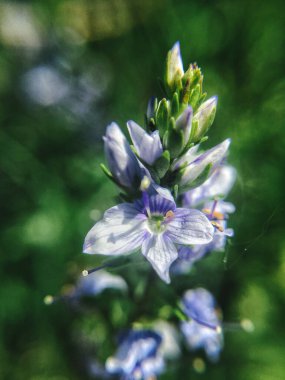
[191,96,217,142]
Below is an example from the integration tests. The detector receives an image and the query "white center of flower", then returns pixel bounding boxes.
[147,210,174,234]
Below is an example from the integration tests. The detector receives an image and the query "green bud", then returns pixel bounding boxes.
[165,42,184,93]
[171,92,180,117]
[156,98,170,137]
[189,83,202,110]
[165,117,184,158]
[183,63,203,89]
[154,150,170,178]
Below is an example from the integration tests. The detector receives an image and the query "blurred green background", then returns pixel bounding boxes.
[1,0,285,379]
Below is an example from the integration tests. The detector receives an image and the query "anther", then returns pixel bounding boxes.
[211,221,224,232]
[140,176,151,191]
[165,210,175,219]
[44,295,54,305]
[82,264,109,277]
[240,319,255,333]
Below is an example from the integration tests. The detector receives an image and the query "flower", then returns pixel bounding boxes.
[127,120,163,165]
[106,329,164,380]
[73,270,127,297]
[181,288,223,361]
[83,192,214,283]
[104,122,143,190]
[172,139,231,191]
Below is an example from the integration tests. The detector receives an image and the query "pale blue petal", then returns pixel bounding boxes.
[83,203,148,255]
[184,165,237,207]
[180,139,231,188]
[127,120,163,165]
[176,106,193,143]
[75,270,127,296]
[166,208,214,245]
[150,183,176,206]
[142,234,178,283]
[104,122,142,188]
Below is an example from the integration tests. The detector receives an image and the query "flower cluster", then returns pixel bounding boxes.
[80,42,238,378]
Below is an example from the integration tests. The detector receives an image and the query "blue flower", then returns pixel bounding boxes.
[127,120,163,165]
[104,122,144,190]
[181,288,223,361]
[73,270,127,297]
[83,192,214,283]
[106,329,164,380]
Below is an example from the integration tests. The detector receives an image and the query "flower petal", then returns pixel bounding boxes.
[180,139,231,189]
[127,120,163,165]
[184,165,236,207]
[83,203,147,255]
[104,122,142,188]
[175,106,193,144]
[167,208,214,245]
[142,234,178,283]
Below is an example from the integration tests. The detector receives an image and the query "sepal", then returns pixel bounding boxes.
[156,98,170,137]
[165,117,184,158]
[154,150,170,179]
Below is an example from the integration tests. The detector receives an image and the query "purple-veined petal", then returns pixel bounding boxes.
[150,183,176,207]
[184,165,236,207]
[142,234,178,283]
[127,120,163,165]
[180,139,231,188]
[75,270,127,296]
[104,122,142,188]
[176,106,193,144]
[166,208,214,245]
[83,203,148,255]
[171,144,200,171]
[192,96,218,141]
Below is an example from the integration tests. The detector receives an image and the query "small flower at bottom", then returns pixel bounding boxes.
[106,329,164,380]
[180,288,223,361]
[73,270,128,297]
[83,193,214,283]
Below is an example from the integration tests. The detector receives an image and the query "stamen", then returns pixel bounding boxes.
[82,264,109,276]
[210,199,218,217]
[193,358,206,374]
[165,210,175,219]
[43,295,54,305]
[240,319,255,332]
[142,191,151,217]
[211,221,224,232]
[222,319,254,333]
[140,175,151,191]
[189,313,221,332]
